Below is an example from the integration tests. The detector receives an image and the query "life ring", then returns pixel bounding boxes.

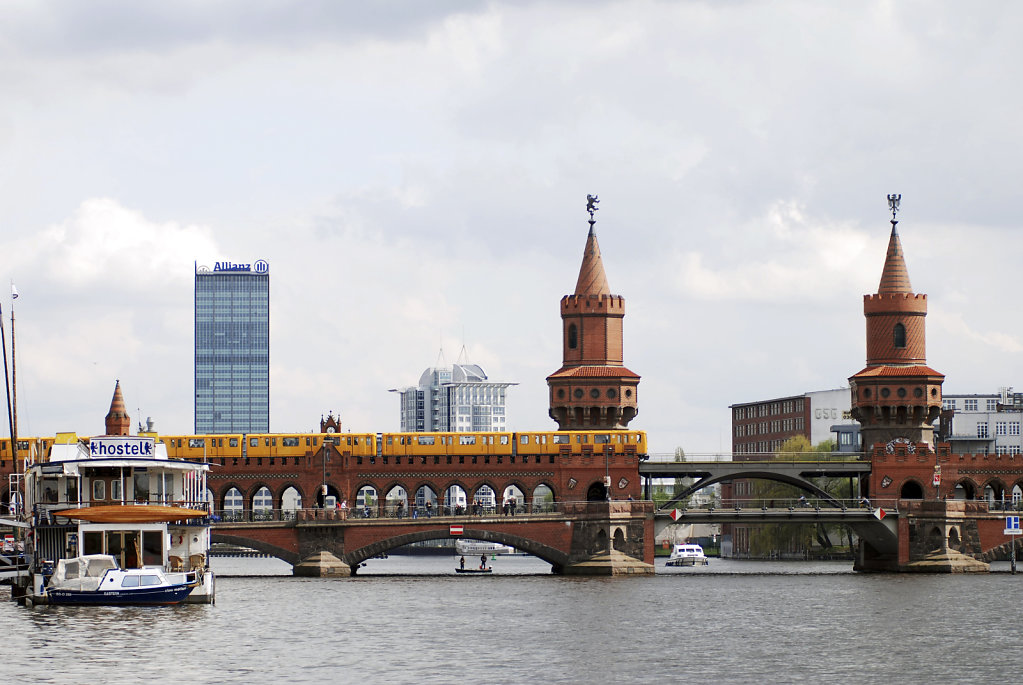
[174,535,184,546]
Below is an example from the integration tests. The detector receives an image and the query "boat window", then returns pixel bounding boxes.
[139,575,161,586]
[92,479,106,501]
[121,575,141,588]
[111,479,122,502]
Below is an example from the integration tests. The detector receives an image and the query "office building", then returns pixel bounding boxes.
[392,363,515,432]
[939,388,1023,455]
[194,260,270,433]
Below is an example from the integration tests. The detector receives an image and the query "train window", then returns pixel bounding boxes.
[459,435,477,446]
[594,434,609,444]
[264,438,270,447]
[272,438,277,447]
[188,439,205,448]
[501,436,509,445]
[312,438,318,446]
[230,438,239,447]
[520,436,529,445]
[282,438,300,447]
[418,436,435,445]
[553,435,570,444]
[306,438,311,446]
[576,434,588,444]
[387,437,393,445]
[488,436,494,445]
[251,438,258,447]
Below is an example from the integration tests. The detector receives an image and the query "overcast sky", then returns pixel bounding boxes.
[1,1,1020,456]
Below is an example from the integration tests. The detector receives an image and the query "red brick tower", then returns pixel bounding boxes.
[104,380,131,436]
[547,198,640,429]
[849,196,944,453]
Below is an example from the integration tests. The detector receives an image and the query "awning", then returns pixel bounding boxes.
[51,505,209,524]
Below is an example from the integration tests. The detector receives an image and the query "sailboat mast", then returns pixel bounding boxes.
[1,301,12,456]
[9,292,16,469]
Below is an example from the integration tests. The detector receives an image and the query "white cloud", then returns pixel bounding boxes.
[1,1,1022,455]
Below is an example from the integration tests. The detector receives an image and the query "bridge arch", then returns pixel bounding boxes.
[277,483,305,509]
[982,478,1007,503]
[900,479,924,499]
[343,529,569,571]
[661,470,843,509]
[586,481,607,501]
[211,533,300,566]
[952,478,978,500]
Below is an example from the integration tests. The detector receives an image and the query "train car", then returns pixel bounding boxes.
[380,431,515,458]
[157,434,244,462]
[513,430,647,458]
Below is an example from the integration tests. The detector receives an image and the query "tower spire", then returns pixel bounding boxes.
[105,379,131,436]
[878,194,912,294]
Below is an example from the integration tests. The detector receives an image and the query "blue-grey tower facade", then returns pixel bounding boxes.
[194,260,270,433]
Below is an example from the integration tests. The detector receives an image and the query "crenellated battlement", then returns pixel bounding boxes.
[561,293,626,314]
[863,292,928,315]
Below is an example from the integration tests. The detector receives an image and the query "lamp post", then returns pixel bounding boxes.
[322,436,335,508]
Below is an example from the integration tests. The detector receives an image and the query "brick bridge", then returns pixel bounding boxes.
[213,501,653,574]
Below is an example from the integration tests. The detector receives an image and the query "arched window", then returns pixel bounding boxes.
[568,324,578,349]
[893,323,906,348]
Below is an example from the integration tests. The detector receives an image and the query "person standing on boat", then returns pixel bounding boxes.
[459,556,465,570]
[480,554,487,570]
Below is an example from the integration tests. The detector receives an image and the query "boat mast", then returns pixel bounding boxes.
[8,283,17,470]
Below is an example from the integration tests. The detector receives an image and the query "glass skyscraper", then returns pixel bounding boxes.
[194,260,270,433]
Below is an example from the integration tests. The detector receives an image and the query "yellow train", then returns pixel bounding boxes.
[5,429,646,464]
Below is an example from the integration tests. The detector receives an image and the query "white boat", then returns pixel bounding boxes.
[44,554,200,605]
[665,543,709,566]
[454,539,515,556]
[13,433,216,606]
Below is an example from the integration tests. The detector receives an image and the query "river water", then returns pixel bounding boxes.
[3,555,1022,684]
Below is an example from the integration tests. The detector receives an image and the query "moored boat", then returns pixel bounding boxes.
[12,425,216,606]
[665,543,709,567]
[44,554,199,605]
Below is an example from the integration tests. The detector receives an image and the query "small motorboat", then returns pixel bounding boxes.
[44,555,198,605]
[455,567,492,574]
[665,544,709,567]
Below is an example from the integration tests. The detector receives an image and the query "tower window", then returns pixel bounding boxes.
[568,324,578,349]
[893,323,906,348]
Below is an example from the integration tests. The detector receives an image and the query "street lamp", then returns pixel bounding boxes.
[322,436,335,508]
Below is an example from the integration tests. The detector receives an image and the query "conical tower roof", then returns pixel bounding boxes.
[574,224,611,296]
[105,380,131,436]
[877,222,913,294]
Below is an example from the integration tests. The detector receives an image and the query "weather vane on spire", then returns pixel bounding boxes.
[887,193,901,226]
[586,194,599,225]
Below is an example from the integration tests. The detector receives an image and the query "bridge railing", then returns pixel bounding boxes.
[211,500,656,523]
[643,451,868,463]
[655,497,901,513]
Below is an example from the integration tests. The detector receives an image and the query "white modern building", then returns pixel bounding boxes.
[939,388,1022,455]
[391,363,516,432]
